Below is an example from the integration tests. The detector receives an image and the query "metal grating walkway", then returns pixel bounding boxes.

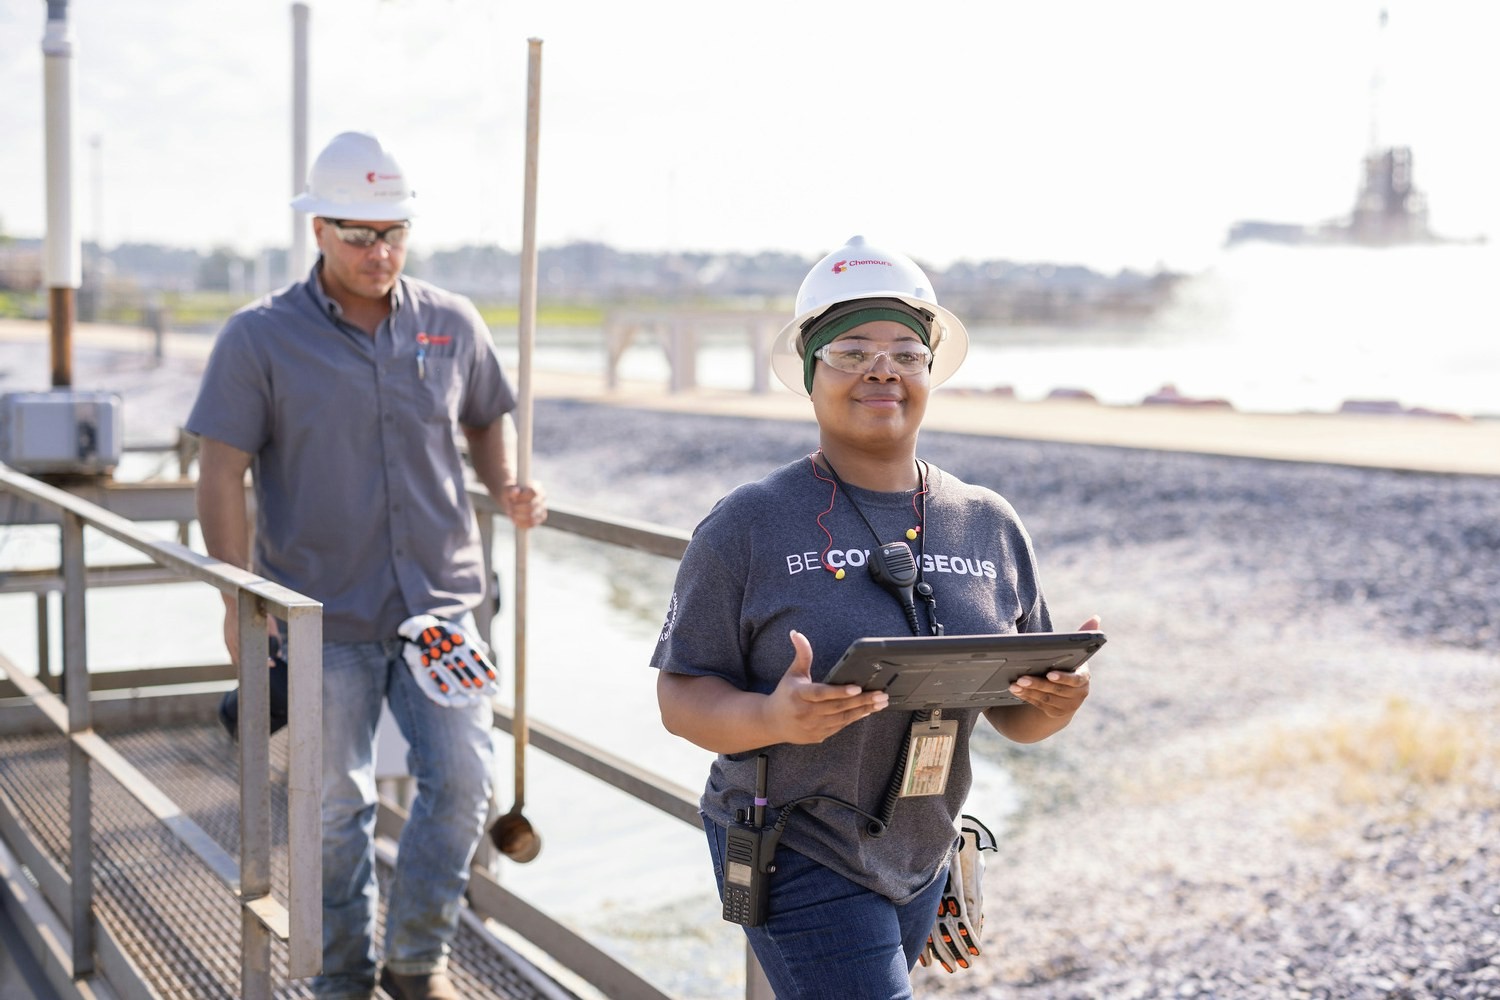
[0,718,578,999]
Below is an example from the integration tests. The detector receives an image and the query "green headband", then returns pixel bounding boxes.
[800,305,931,393]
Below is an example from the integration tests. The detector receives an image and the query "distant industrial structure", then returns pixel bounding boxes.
[1226,144,1467,248]
[1348,146,1433,244]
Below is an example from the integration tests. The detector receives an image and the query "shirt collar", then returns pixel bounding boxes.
[306,257,406,320]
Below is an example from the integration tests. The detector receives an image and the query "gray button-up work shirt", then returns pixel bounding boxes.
[186,264,516,642]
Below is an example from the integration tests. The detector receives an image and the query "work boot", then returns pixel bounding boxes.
[379,967,460,1000]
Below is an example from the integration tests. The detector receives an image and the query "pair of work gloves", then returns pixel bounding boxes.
[396,615,500,708]
[918,815,999,973]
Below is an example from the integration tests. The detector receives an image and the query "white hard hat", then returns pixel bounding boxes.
[771,235,969,397]
[290,131,418,220]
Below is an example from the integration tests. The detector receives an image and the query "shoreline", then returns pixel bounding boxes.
[3,317,1499,477]
[532,370,1500,478]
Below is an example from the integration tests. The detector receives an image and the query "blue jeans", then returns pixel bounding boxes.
[704,818,948,1000]
[312,635,495,999]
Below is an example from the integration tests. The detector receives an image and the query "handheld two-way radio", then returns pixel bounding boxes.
[720,756,898,926]
[722,754,775,926]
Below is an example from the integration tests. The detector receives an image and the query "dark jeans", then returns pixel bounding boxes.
[704,817,948,999]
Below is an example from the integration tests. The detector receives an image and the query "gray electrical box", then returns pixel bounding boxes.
[0,390,123,475]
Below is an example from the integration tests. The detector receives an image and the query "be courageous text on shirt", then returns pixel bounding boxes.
[787,546,998,579]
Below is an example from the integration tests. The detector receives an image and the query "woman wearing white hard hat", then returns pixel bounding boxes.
[652,236,1099,997]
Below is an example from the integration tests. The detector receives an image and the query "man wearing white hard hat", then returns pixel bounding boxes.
[188,131,545,1000]
[652,236,1099,997]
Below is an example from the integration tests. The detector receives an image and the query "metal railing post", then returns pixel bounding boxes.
[750,321,772,395]
[476,513,496,649]
[35,591,55,691]
[175,429,195,545]
[471,511,501,878]
[236,590,273,1000]
[284,604,323,978]
[747,949,774,1000]
[61,511,94,976]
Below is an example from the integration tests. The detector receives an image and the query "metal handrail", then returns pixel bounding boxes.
[1,450,769,999]
[0,462,323,998]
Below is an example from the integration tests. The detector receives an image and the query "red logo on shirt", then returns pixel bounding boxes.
[416,332,453,346]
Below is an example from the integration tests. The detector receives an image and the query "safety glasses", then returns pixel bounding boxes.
[814,341,933,377]
[326,219,411,249]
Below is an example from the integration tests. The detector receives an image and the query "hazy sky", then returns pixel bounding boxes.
[2,0,1496,271]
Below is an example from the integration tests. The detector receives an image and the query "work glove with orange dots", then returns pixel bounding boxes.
[918,815,997,974]
[397,615,499,707]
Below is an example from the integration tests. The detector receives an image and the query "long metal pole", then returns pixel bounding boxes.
[513,36,542,827]
[290,3,310,280]
[42,0,79,388]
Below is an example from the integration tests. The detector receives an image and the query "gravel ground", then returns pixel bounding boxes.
[529,398,1500,1000]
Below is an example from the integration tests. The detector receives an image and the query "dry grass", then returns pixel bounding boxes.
[1198,696,1500,832]
[1105,695,1498,823]
[1253,696,1478,789]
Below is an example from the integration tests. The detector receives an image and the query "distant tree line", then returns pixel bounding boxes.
[0,236,1184,325]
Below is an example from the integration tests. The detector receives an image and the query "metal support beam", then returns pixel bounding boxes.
[35,591,54,690]
[242,908,272,1000]
[235,591,272,999]
[61,511,93,976]
[476,513,496,649]
[283,606,322,978]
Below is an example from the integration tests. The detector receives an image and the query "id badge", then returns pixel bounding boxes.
[898,714,957,797]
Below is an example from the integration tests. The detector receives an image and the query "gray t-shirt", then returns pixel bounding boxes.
[651,456,1051,903]
[186,264,515,642]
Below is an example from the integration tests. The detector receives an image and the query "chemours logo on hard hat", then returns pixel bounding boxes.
[831,258,895,274]
[366,171,401,184]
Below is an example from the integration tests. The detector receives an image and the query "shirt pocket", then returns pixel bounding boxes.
[418,356,462,422]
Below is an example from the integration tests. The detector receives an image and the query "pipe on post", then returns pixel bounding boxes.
[42,0,80,388]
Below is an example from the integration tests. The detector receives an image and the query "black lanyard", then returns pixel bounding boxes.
[818,453,944,637]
